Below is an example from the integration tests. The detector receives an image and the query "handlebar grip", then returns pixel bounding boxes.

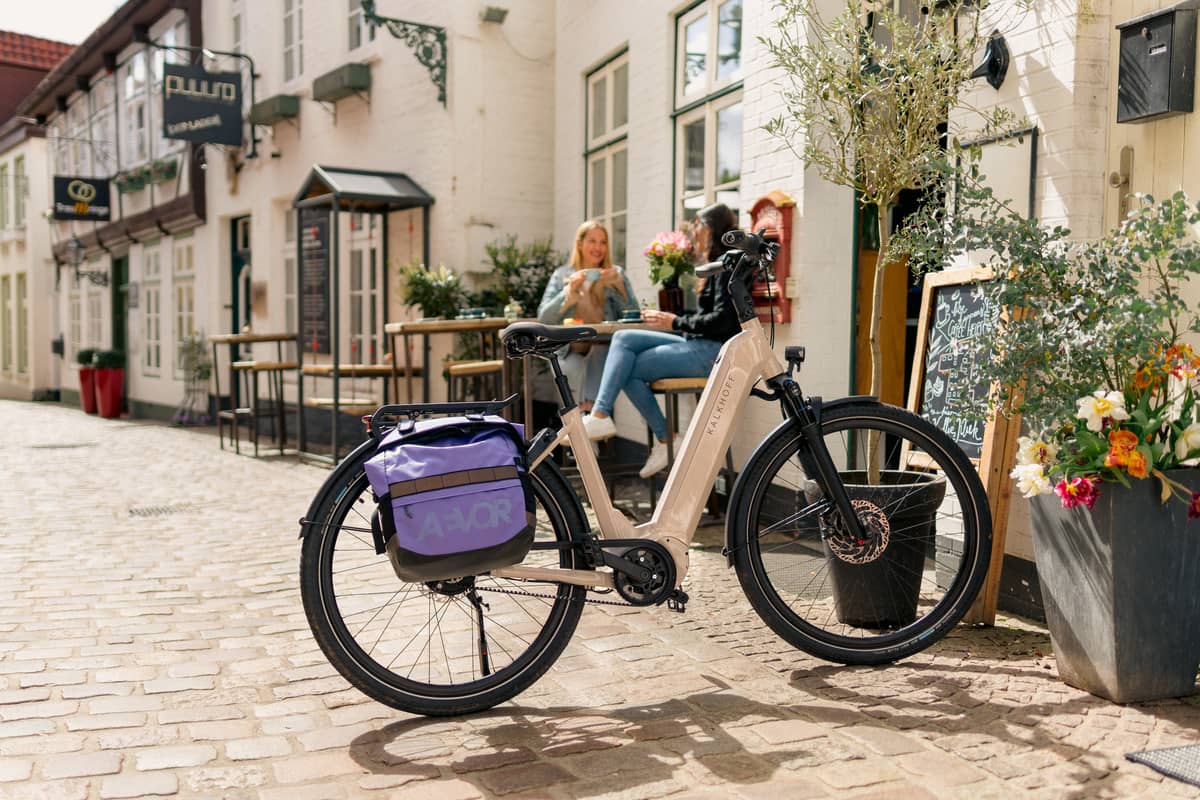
[695,260,725,277]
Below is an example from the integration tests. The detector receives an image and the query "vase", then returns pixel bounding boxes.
[657,275,684,314]
[1030,472,1200,703]
[78,366,98,414]
[818,470,945,628]
[95,368,125,419]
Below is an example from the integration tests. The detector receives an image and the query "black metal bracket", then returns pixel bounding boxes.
[362,0,447,106]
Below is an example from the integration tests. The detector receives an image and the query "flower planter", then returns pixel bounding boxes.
[819,470,946,628]
[1031,472,1200,703]
[95,367,125,419]
[78,366,98,414]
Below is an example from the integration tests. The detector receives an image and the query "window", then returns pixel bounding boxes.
[13,156,25,228]
[87,285,103,347]
[585,52,630,266]
[1,276,10,372]
[284,210,297,335]
[69,291,81,359]
[284,0,304,82]
[674,0,743,223]
[122,51,149,166]
[153,21,189,159]
[15,274,27,374]
[0,164,8,230]
[144,247,162,373]
[348,0,375,50]
[90,78,117,177]
[347,213,381,364]
[68,98,90,176]
[173,239,195,374]
[232,0,244,53]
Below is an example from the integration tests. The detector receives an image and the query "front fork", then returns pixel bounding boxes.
[768,374,867,543]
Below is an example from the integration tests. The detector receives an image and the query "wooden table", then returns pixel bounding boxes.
[208,332,299,453]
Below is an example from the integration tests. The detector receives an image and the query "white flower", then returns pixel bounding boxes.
[1010,463,1052,498]
[1076,390,1129,432]
[1015,435,1058,468]
[1176,422,1200,462]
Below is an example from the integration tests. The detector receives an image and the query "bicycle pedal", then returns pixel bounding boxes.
[666,590,688,613]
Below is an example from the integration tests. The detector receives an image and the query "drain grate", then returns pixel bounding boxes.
[128,503,194,517]
[29,443,97,450]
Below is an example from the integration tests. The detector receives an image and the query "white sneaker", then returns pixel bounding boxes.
[639,439,672,479]
[582,413,617,441]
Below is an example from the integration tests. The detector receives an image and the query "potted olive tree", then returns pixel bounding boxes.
[76,348,97,414]
[763,0,1011,625]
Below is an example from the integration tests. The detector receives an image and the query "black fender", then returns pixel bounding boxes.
[723,395,878,565]
[298,438,379,540]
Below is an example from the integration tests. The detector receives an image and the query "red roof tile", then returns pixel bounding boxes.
[0,31,74,72]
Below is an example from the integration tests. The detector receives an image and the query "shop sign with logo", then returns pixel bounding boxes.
[162,63,243,146]
[52,176,111,221]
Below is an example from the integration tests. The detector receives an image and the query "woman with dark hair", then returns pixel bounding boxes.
[582,202,742,478]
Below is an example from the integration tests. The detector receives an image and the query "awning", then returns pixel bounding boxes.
[292,165,434,212]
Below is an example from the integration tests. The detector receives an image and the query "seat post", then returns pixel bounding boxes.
[546,355,577,411]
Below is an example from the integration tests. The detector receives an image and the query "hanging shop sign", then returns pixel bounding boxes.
[162,63,243,146]
[300,207,331,355]
[52,176,111,221]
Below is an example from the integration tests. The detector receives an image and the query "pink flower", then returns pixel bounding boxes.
[1055,477,1100,510]
[1189,493,1200,520]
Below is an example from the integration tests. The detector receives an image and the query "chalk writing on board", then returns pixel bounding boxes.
[920,281,998,459]
[300,207,330,355]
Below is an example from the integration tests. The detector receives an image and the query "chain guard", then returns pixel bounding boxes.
[823,499,891,564]
[612,545,675,606]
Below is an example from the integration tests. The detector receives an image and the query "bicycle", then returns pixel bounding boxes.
[299,230,993,717]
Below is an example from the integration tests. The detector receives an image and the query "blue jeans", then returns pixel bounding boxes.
[592,329,722,440]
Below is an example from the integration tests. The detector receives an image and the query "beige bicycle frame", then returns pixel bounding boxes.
[491,317,787,590]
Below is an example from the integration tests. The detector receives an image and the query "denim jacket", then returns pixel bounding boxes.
[537,265,640,324]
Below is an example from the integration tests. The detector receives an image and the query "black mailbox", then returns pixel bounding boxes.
[1117,3,1197,123]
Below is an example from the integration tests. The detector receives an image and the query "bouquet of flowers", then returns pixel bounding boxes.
[644,229,696,285]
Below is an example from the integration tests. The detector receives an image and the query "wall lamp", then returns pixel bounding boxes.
[66,237,109,287]
[970,30,1010,90]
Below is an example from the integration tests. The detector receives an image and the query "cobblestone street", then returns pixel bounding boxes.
[1,399,1198,799]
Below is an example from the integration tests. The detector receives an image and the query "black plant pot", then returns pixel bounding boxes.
[820,470,946,628]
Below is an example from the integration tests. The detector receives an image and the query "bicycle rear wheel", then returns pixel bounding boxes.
[731,401,991,665]
[300,443,590,716]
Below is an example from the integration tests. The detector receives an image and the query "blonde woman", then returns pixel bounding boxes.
[538,221,639,410]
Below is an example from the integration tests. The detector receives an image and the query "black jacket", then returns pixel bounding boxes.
[671,272,741,343]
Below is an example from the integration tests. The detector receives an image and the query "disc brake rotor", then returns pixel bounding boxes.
[824,499,890,564]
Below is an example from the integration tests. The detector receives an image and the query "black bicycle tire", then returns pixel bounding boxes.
[300,447,590,716]
[730,401,992,665]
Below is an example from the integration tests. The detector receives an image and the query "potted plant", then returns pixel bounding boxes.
[906,181,1200,702]
[172,334,213,426]
[92,349,125,419]
[483,234,561,320]
[644,229,696,314]
[762,0,1009,625]
[115,167,148,194]
[76,348,97,414]
[150,158,178,184]
[397,262,464,320]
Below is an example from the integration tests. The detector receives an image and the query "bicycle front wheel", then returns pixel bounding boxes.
[731,401,991,665]
[300,445,590,716]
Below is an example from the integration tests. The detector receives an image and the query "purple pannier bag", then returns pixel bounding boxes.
[364,415,534,582]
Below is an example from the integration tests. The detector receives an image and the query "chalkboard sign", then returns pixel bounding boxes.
[906,268,997,460]
[300,207,331,355]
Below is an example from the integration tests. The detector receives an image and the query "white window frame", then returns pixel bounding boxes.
[0,275,11,373]
[675,0,743,108]
[122,51,150,167]
[348,0,376,51]
[67,98,90,177]
[69,290,81,360]
[153,20,190,161]
[284,0,304,83]
[0,164,8,231]
[90,77,117,178]
[346,213,381,364]
[585,51,630,266]
[232,0,244,53]
[86,285,103,350]
[13,156,25,229]
[15,273,27,374]
[675,93,743,223]
[173,239,196,377]
[143,247,163,374]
